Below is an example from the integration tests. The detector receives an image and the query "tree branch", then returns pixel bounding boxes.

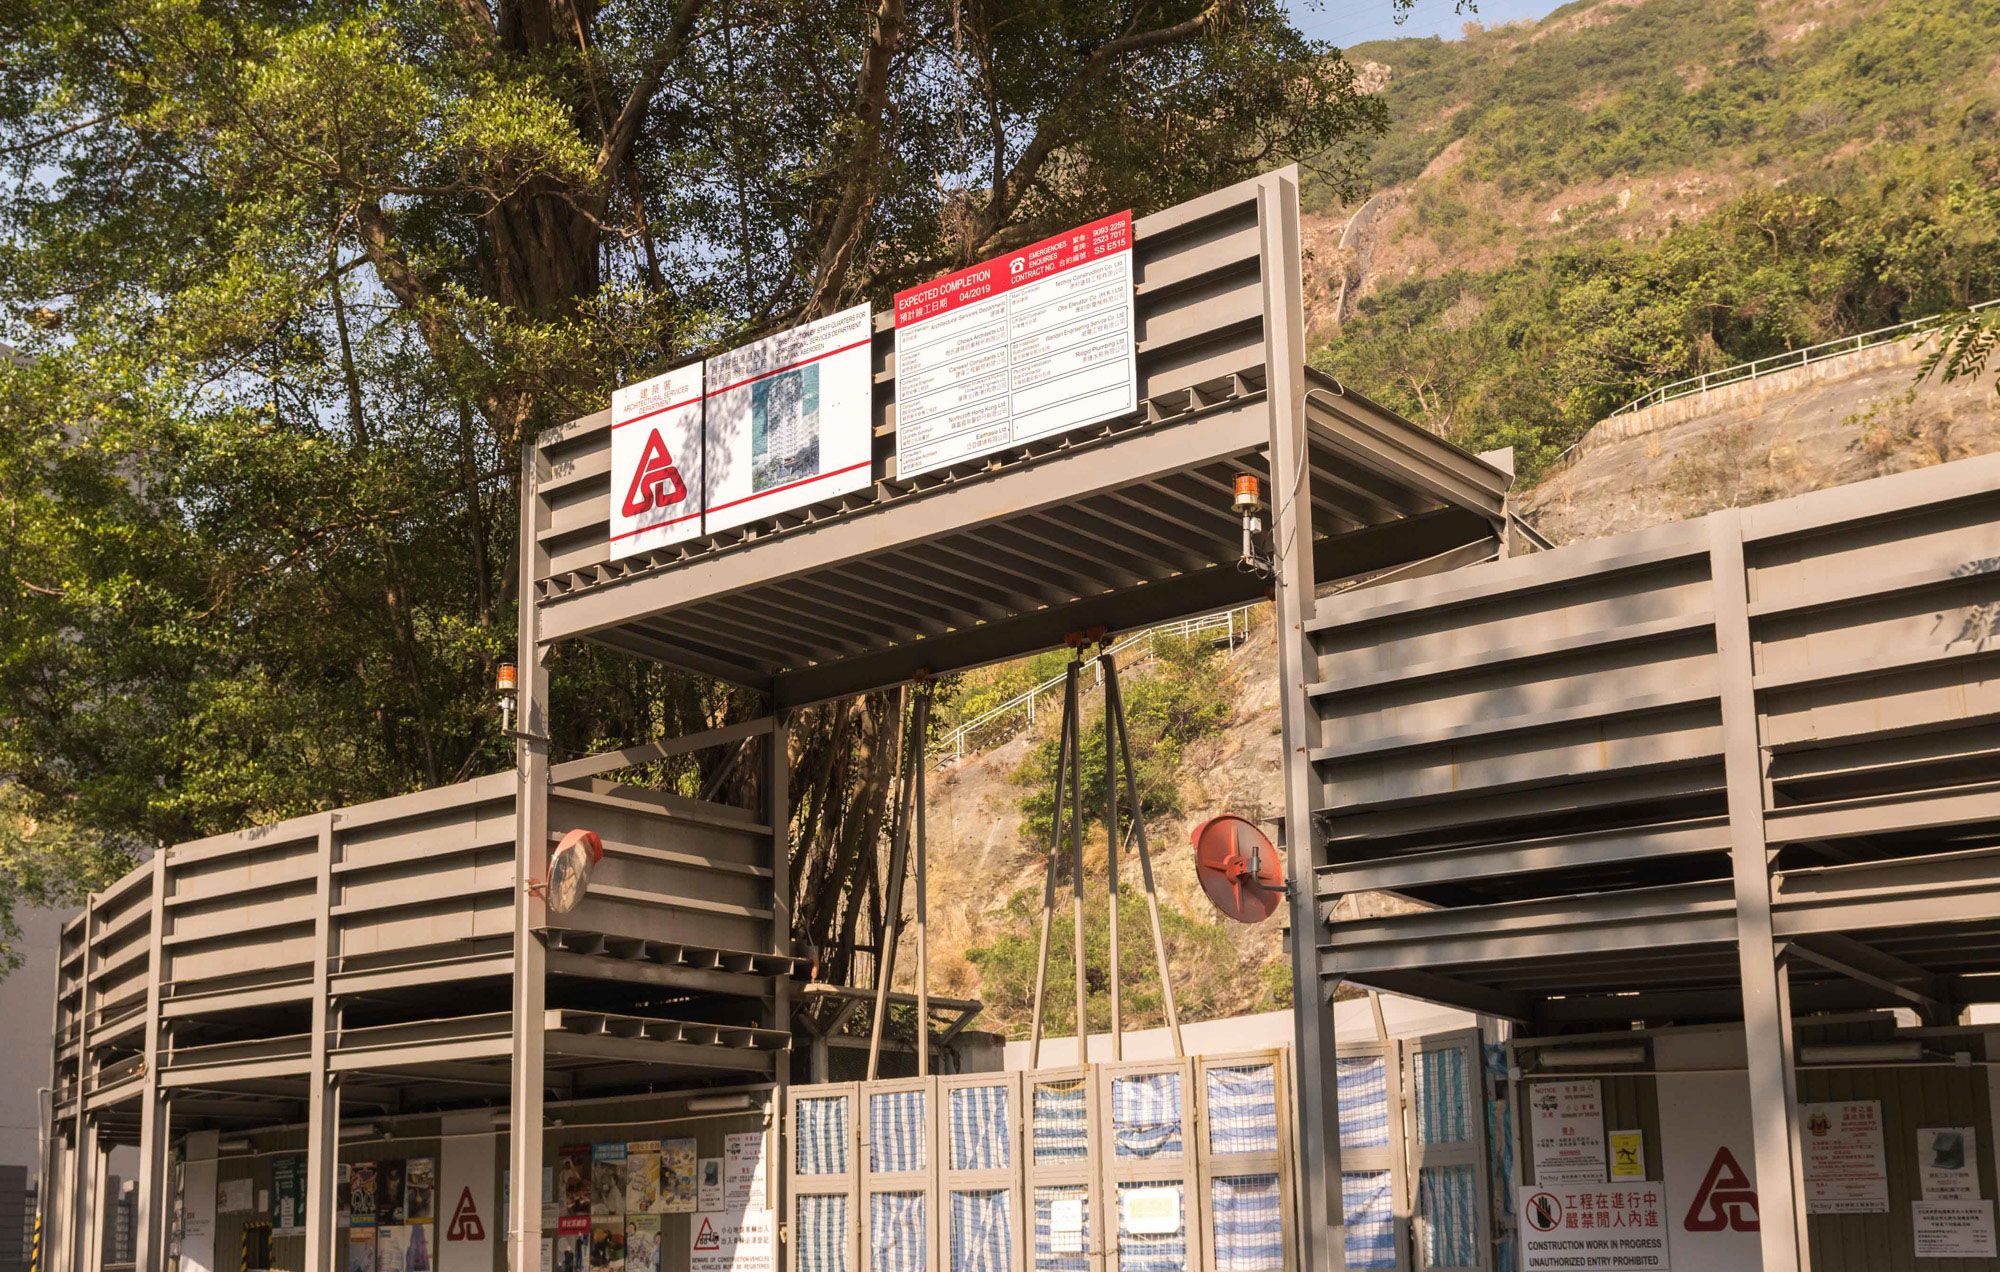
[805,0,908,317]
[594,0,708,181]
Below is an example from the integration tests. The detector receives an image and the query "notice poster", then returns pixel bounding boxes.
[689,1209,774,1272]
[377,1225,411,1272]
[893,211,1135,478]
[591,1218,626,1272]
[409,1224,435,1272]
[219,1178,254,1214]
[340,1164,353,1228]
[1519,1183,1671,1271]
[559,1148,592,1219]
[1610,1131,1646,1181]
[1531,1081,1609,1184]
[723,1133,767,1211]
[407,1158,437,1224]
[352,1164,380,1228]
[626,1214,662,1272]
[381,1160,410,1226]
[554,1232,589,1272]
[274,1154,307,1234]
[697,1160,723,1213]
[1802,1100,1889,1213]
[1122,1187,1180,1235]
[1916,1200,1999,1258]
[182,1158,218,1272]
[625,1144,661,1215]
[349,1228,378,1272]
[662,1139,697,1215]
[1049,1199,1085,1255]
[703,304,873,533]
[1919,1127,1980,1200]
[609,362,705,560]
[592,1144,628,1217]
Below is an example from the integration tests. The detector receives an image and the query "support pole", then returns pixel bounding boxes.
[1027,664,1080,1070]
[69,902,96,1272]
[304,812,340,1272]
[1067,660,1089,1062]
[1103,659,1182,1059]
[912,692,932,1078]
[134,855,169,1272]
[1711,509,1810,1272]
[508,437,552,1272]
[867,689,917,1081]
[1259,165,1346,1272]
[767,711,793,1252]
[1101,649,1123,1061]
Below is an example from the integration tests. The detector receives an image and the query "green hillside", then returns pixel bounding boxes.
[1306,0,2000,478]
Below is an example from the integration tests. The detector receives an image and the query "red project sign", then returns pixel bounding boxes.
[895,212,1132,326]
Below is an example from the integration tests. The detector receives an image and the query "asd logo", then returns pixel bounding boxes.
[1684,1147,1759,1233]
[622,430,688,518]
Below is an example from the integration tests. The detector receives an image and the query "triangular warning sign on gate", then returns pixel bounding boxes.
[1683,1146,1759,1233]
[622,429,689,517]
[693,1217,721,1251]
[446,1186,485,1242]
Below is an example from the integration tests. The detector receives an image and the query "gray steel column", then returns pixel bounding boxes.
[134,855,169,1272]
[68,903,95,1272]
[1710,510,1808,1272]
[305,813,340,1272]
[1259,166,1345,1272]
[768,710,793,1258]
[510,437,552,1272]
[80,1125,104,1272]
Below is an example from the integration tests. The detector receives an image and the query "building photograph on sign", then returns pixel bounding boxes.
[893,211,1135,478]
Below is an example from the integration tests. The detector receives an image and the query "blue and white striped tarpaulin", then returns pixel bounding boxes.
[1211,1174,1282,1272]
[1414,1048,1469,1147]
[1341,1171,1396,1271]
[950,1085,1011,1171]
[949,1190,1012,1272]
[870,1191,926,1272]
[1033,1186,1089,1272]
[1336,1057,1390,1150]
[798,1194,850,1272]
[870,1089,928,1174]
[1111,1073,1184,1160]
[1032,1080,1089,1164]
[1417,1165,1477,1268]
[1116,1181,1187,1272]
[798,1096,851,1176]
[1205,1065,1279,1156]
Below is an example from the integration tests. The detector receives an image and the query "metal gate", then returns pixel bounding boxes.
[786,1049,1295,1272]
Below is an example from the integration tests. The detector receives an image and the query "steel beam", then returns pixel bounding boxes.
[1787,933,1954,1022]
[1260,167,1346,1272]
[305,813,339,1272]
[133,856,169,1272]
[1710,510,1809,1272]
[510,435,551,1272]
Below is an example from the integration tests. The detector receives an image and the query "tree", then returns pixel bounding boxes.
[0,0,1389,974]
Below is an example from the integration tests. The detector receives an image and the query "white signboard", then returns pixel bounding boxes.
[610,362,705,559]
[1919,1127,1980,1200]
[1656,1068,1760,1272]
[219,1177,254,1214]
[1802,1100,1889,1213]
[1519,1183,1671,1271]
[1531,1080,1609,1184]
[1049,1198,1085,1254]
[1122,1187,1181,1235]
[697,1159,723,1213]
[439,1113,495,1272]
[893,211,1135,477]
[703,304,873,533]
[1916,1200,1999,1257]
[723,1131,766,1211]
[182,1158,218,1272]
[689,1208,773,1272]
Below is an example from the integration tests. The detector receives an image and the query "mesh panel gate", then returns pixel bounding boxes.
[786,1051,1296,1272]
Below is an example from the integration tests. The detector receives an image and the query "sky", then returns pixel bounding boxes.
[1286,0,1575,48]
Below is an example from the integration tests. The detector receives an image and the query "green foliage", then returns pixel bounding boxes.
[1317,162,2000,479]
[0,790,133,974]
[1014,636,1232,843]
[965,884,1279,1039]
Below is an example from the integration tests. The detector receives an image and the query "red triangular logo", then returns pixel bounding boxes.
[622,429,688,518]
[693,1218,720,1251]
[445,1187,484,1242]
[1684,1146,1759,1232]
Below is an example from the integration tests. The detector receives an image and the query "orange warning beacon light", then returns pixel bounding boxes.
[1191,814,1286,923]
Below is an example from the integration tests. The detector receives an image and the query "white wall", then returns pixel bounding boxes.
[0,907,64,1172]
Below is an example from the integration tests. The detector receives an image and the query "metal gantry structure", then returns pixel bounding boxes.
[1302,452,2000,1271]
[42,165,1519,1272]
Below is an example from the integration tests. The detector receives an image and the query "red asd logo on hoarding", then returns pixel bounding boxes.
[622,430,689,517]
[1684,1147,1759,1232]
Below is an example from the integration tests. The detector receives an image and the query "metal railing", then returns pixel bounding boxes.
[929,607,1253,768]
[1605,298,1999,419]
